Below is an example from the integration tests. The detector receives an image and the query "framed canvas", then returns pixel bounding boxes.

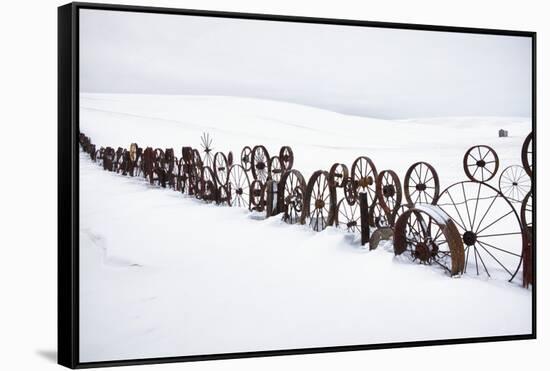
[58,2,536,368]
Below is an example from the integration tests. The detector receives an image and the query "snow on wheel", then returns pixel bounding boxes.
[463,145,499,183]
[301,170,336,232]
[227,164,250,208]
[394,205,465,276]
[521,132,533,177]
[404,161,439,205]
[436,181,524,282]
[351,156,378,207]
[251,145,270,182]
[498,165,530,203]
[280,169,306,225]
[335,198,361,233]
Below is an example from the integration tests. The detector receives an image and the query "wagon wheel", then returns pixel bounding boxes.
[240,146,252,171]
[200,132,214,168]
[498,165,530,203]
[376,170,402,218]
[335,198,361,233]
[343,176,357,205]
[436,181,524,281]
[404,162,439,205]
[328,163,349,188]
[228,164,250,208]
[213,152,229,185]
[280,169,307,224]
[521,132,533,177]
[367,197,391,228]
[168,156,179,190]
[268,156,284,182]
[250,179,266,211]
[394,205,465,276]
[520,191,532,230]
[279,146,294,170]
[351,156,378,206]
[390,204,413,230]
[199,166,217,201]
[301,170,336,231]
[463,145,499,182]
[251,145,270,182]
[192,166,204,199]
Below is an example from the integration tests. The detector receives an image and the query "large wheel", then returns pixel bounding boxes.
[301,170,336,231]
[463,145,499,183]
[404,162,439,205]
[213,152,229,185]
[436,181,524,281]
[394,205,465,276]
[251,145,270,182]
[335,198,361,233]
[351,156,378,207]
[227,164,250,208]
[521,132,533,177]
[375,170,402,217]
[498,165,530,203]
[280,169,307,224]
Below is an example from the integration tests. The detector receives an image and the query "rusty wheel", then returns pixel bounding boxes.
[367,197,390,228]
[251,145,270,182]
[463,145,499,182]
[394,205,465,276]
[280,169,307,224]
[279,146,294,170]
[192,149,203,168]
[217,185,230,205]
[200,132,214,168]
[343,176,357,205]
[250,179,266,211]
[520,191,532,230]
[335,198,361,233]
[351,156,378,206]
[328,163,349,188]
[268,156,284,182]
[227,164,250,208]
[227,151,234,167]
[213,152,229,185]
[521,132,533,177]
[240,146,252,171]
[301,170,336,231]
[499,165,530,203]
[198,166,217,201]
[376,170,402,217]
[404,162,439,205]
[436,181,523,281]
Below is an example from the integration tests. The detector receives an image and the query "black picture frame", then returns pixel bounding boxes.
[58,2,537,369]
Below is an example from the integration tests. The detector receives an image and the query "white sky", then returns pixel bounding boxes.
[80,9,532,119]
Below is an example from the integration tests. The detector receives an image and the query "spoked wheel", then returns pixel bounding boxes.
[279,146,294,170]
[268,156,284,182]
[227,164,250,208]
[463,145,499,182]
[301,170,336,232]
[213,152,229,185]
[521,132,533,177]
[499,165,530,203]
[200,132,214,168]
[335,198,361,233]
[394,205,464,276]
[217,185,230,205]
[520,191,532,230]
[251,145,270,182]
[198,166,217,202]
[351,156,378,206]
[436,181,524,282]
[227,151,234,167]
[250,179,266,211]
[240,146,252,171]
[343,176,357,205]
[328,163,349,188]
[192,149,203,168]
[280,169,307,224]
[368,197,391,228]
[376,170,402,217]
[404,162,439,205]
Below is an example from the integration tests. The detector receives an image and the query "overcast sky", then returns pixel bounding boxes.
[80,9,532,119]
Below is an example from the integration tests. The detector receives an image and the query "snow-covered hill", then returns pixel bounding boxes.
[79,93,532,362]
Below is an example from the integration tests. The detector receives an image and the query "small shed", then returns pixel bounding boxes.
[499,129,508,138]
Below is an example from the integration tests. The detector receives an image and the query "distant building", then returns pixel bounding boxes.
[499,129,508,137]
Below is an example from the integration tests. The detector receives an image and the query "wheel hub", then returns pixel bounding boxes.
[383,184,395,198]
[416,183,426,191]
[256,162,266,170]
[476,159,486,167]
[236,188,243,195]
[414,242,431,262]
[347,221,357,228]
[315,199,325,209]
[462,231,477,246]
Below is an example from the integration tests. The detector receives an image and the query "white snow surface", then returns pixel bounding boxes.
[79,93,532,362]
